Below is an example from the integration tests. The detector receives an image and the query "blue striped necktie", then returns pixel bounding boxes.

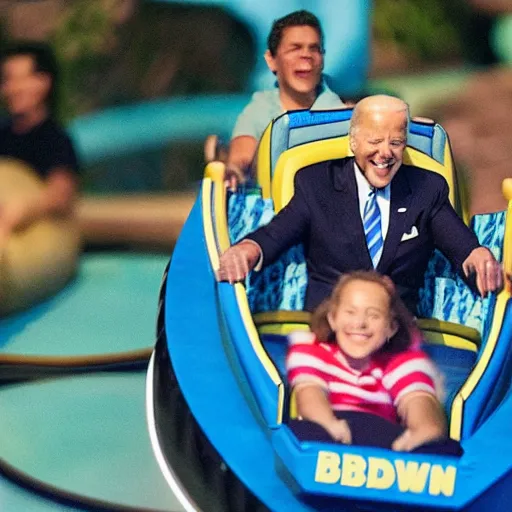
[363,188,384,268]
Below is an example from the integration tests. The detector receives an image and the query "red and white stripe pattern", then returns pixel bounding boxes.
[286,339,437,423]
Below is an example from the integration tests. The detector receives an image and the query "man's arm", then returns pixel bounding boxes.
[217,171,311,283]
[38,167,78,213]
[35,127,80,218]
[225,91,271,188]
[7,167,77,224]
[225,135,258,189]
[429,179,502,296]
[245,172,311,263]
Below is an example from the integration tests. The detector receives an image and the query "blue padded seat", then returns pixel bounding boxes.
[266,109,448,180]
[269,110,352,179]
[422,343,477,411]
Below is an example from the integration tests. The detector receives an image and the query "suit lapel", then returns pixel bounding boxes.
[332,158,373,268]
[377,167,413,273]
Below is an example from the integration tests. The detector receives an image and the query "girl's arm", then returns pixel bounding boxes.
[392,391,447,452]
[295,384,352,444]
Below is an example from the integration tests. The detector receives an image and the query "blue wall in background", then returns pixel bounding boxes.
[152,0,371,95]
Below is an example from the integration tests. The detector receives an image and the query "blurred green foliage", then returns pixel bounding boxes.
[52,0,117,121]
[50,0,255,122]
[373,0,472,61]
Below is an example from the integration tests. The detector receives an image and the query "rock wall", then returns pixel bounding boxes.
[431,68,512,215]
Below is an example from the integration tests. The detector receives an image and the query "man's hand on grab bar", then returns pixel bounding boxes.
[216,240,262,284]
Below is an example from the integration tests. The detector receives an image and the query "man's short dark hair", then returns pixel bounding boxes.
[267,10,324,57]
[1,41,59,115]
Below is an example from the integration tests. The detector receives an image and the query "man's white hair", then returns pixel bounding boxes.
[349,95,410,140]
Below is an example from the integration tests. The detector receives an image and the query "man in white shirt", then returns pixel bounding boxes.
[225,10,344,188]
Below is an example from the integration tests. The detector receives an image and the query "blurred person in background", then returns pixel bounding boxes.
[0,41,81,315]
[0,42,80,245]
[225,10,345,188]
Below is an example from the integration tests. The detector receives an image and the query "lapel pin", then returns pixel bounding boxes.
[397,207,407,213]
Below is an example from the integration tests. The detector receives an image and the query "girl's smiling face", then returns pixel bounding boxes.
[327,279,398,370]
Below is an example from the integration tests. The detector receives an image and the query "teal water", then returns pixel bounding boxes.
[0,252,184,511]
[0,253,169,356]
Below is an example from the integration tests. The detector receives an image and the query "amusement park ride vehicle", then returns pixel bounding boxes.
[148,108,512,512]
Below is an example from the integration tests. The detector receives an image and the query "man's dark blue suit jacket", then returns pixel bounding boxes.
[246,157,480,313]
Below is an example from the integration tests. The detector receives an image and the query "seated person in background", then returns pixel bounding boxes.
[0,42,80,245]
[225,10,344,188]
[218,95,502,314]
[287,271,461,454]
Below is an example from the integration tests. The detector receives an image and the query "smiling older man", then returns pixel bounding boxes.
[218,95,502,314]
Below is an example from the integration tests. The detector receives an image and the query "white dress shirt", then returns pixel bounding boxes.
[354,162,391,239]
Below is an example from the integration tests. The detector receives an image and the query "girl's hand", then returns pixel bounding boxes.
[325,418,352,444]
[392,427,443,452]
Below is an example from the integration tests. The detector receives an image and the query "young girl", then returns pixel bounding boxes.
[286,270,461,454]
